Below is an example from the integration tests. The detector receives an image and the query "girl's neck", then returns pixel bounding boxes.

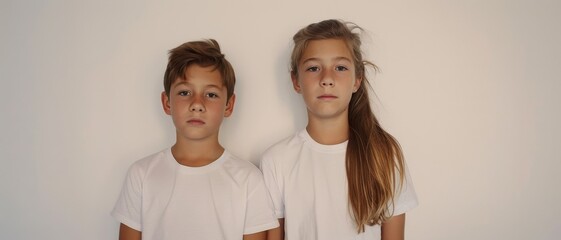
[306,115,349,145]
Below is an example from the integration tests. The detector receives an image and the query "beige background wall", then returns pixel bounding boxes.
[2,0,560,239]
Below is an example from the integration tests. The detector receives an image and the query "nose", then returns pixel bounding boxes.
[320,70,334,87]
[189,97,205,112]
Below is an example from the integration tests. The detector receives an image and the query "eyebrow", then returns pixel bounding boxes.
[172,81,224,89]
[301,56,352,64]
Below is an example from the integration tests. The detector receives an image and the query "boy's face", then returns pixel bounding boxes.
[162,64,235,143]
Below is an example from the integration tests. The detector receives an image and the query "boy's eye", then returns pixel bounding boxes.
[335,65,348,71]
[206,92,219,98]
[178,90,191,96]
[306,66,320,72]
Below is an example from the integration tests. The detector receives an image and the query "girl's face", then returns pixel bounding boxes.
[292,39,361,122]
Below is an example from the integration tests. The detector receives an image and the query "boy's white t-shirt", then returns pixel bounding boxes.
[112,148,279,240]
[260,130,418,240]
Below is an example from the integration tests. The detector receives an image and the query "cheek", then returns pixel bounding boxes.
[300,86,316,99]
[170,99,183,109]
[209,101,227,111]
[300,77,318,90]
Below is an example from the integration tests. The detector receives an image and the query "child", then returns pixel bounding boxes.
[112,39,279,240]
[260,20,418,240]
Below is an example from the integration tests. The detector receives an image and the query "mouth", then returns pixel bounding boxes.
[187,119,205,125]
[317,94,337,100]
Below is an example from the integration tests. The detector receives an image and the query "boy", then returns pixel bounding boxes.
[112,39,279,240]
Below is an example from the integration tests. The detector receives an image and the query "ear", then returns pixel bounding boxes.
[224,94,236,117]
[353,77,362,93]
[161,91,171,115]
[291,73,302,94]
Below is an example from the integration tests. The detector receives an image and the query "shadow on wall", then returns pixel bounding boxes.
[275,41,307,132]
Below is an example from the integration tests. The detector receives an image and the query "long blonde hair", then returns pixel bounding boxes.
[290,19,405,232]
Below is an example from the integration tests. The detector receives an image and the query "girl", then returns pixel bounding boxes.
[260,19,418,240]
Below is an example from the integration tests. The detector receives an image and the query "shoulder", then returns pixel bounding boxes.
[221,151,261,177]
[261,131,304,163]
[259,131,309,175]
[126,148,171,179]
[219,151,267,187]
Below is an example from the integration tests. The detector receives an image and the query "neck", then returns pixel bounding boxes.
[306,113,349,145]
[171,138,224,167]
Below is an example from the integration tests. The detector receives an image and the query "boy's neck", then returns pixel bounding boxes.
[306,115,349,145]
[171,139,225,167]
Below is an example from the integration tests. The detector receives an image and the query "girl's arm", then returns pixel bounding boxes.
[243,231,267,240]
[381,213,406,240]
[266,218,284,240]
[118,223,141,240]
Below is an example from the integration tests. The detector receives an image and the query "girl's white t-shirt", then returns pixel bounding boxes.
[260,130,418,240]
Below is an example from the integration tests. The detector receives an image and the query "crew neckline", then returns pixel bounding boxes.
[165,148,227,174]
[298,129,348,153]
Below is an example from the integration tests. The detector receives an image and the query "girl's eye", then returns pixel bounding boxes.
[178,90,191,96]
[335,65,348,71]
[306,66,320,72]
[206,92,219,98]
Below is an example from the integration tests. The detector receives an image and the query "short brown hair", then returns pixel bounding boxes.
[163,39,236,101]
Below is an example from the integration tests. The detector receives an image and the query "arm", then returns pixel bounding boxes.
[113,163,144,240]
[119,223,141,240]
[266,218,284,240]
[243,230,267,240]
[381,213,405,240]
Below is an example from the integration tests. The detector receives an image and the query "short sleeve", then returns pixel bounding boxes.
[111,164,143,231]
[243,169,280,234]
[391,162,419,216]
[259,154,285,219]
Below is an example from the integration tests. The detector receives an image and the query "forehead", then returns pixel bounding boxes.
[172,64,225,88]
[301,39,353,62]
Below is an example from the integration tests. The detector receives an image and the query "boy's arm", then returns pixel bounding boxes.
[119,223,141,240]
[266,218,284,240]
[381,213,405,240]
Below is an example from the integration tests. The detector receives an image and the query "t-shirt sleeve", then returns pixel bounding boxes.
[391,162,419,216]
[243,169,280,234]
[259,154,285,219]
[111,163,143,231]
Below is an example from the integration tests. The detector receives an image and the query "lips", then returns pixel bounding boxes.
[187,118,205,125]
[318,94,337,100]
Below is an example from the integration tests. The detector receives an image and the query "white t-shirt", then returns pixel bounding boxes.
[112,148,279,240]
[260,130,418,240]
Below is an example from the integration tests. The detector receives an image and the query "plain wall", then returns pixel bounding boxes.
[1,0,560,239]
